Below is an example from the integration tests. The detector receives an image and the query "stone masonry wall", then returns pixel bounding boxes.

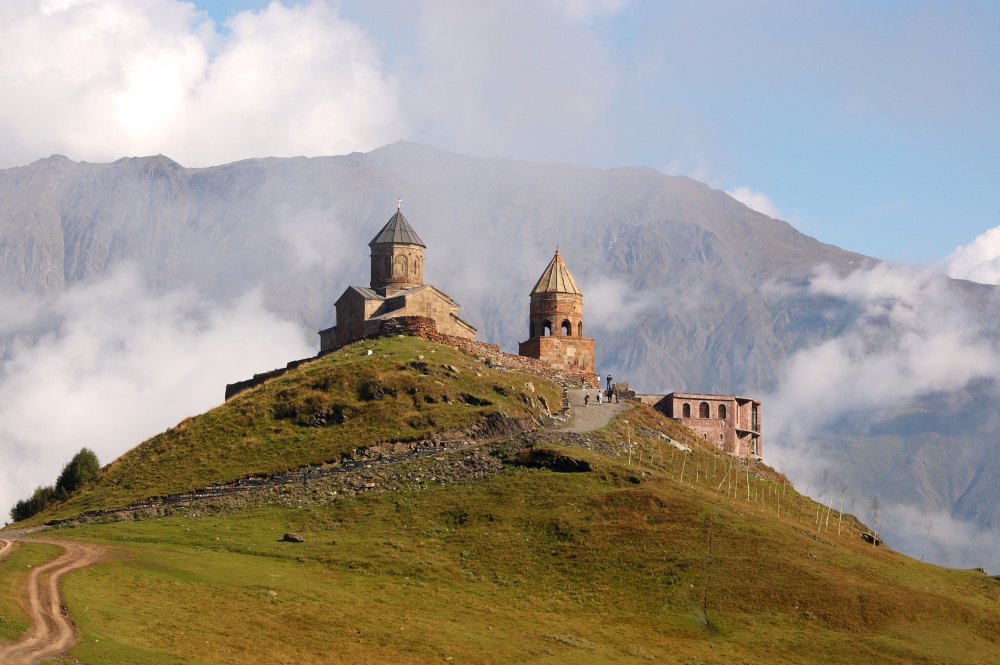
[373,316,599,388]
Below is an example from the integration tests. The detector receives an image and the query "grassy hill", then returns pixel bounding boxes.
[3,338,1000,663]
[33,336,562,522]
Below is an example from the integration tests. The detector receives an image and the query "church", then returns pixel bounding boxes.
[319,206,477,352]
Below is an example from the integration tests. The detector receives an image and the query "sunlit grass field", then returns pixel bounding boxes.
[3,337,999,663]
[30,430,1000,664]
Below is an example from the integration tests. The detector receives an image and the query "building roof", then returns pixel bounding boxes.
[369,210,426,247]
[530,250,581,295]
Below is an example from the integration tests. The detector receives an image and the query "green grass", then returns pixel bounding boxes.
[6,338,999,662]
[30,336,562,522]
[27,405,1000,664]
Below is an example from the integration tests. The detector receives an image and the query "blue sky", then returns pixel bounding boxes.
[2,0,997,263]
[191,0,1000,263]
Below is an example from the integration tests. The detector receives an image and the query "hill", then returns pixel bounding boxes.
[2,345,998,663]
[1,141,998,567]
[32,336,562,523]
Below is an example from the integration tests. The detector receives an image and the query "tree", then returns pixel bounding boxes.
[54,448,100,499]
[9,485,56,522]
[8,448,101,522]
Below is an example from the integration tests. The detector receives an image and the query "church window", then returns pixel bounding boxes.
[561,319,571,336]
[718,404,727,420]
[542,320,552,336]
[383,255,391,276]
[413,258,419,274]
[578,322,583,336]
[530,322,536,338]
[394,255,407,278]
[699,402,710,418]
[682,403,691,418]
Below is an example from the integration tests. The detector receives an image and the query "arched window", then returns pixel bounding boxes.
[577,322,583,336]
[682,403,691,418]
[699,402,710,418]
[561,319,571,336]
[394,255,408,278]
[530,322,536,338]
[413,258,419,274]
[383,255,391,277]
[542,320,552,336]
[718,404,727,420]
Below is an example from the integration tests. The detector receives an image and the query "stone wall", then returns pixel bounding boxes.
[518,335,595,373]
[374,316,599,388]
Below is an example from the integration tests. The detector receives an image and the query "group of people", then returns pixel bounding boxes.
[583,374,620,406]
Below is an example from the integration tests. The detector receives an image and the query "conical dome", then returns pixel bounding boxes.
[530,250,581,295]
[369,210,425,247]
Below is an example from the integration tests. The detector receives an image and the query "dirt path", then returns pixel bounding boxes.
[0,539,106,665]
[560,389,632,433]
[0,540,14,561]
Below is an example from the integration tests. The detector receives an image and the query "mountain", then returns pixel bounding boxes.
[1,141,998,564]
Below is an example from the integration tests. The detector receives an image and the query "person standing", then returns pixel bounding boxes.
[597,391,602,404]
[584,393,590,407]
[606,374,613,390]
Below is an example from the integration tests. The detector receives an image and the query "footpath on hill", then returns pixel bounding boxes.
[560,389,632,433]
[0,538,106,665]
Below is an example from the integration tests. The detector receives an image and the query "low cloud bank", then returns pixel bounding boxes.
[0,265,313,522]
[764,262,1000,572]
[945,224,1000,286]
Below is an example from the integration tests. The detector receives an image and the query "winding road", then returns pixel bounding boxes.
[0,538,105,665]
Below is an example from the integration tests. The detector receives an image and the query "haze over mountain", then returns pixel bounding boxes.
[1,142,999,570]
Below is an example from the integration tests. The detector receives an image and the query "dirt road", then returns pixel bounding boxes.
[560,389,632,433]
[0,540,13,561]
[0,539,106,665]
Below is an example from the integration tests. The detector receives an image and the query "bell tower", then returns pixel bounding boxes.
[369,202,425,296]
[518,250,595,374]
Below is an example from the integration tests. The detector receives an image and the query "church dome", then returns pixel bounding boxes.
[369,209,425,247]
[530,250,581,295]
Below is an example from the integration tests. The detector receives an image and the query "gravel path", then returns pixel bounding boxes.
[559,389,632,433]
[0,539,106,665]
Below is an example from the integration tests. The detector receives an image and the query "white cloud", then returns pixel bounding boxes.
[0,265,313,522]
[0,0,402,168]
[725,186,783,219]
[767,263,1000,446]
[582,277,662,332]
[763,262,1000,571]
[943,225,1000,285]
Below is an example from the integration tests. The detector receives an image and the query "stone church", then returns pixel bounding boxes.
[319,208,477,352]
[517,250,595,373]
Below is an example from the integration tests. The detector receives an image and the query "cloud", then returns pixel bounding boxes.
[407,0,620,159]
[763,262,1000,571]
[0,264,313,522]
[726,186,783,219]
[768,263,1000,444]
[582,277,664,332]
[943,225,1000,286]
[0,0,402,168]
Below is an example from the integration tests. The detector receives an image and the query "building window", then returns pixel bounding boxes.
[699,402,710,418]
[752,406,758,430]
[578,322,583,336]
[718,404,727,420]
[682,403,691,418]
[542,320,552,336]
[530,322,536,338]
[394,255,408,278]
[561,319,571,336]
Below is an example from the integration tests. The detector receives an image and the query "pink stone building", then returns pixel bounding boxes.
[654,392,762,457]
